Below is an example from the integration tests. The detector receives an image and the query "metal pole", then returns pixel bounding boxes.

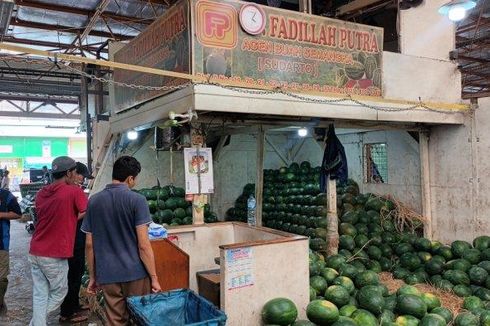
[419,132,432,239]
[82,65,92,173]
[255,126,265,226]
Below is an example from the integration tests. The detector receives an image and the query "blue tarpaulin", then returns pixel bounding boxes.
[127,289,227,326]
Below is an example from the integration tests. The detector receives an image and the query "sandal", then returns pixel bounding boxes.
[59,313,89,324]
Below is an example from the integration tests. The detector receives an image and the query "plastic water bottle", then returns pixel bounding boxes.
[247,194,257,226]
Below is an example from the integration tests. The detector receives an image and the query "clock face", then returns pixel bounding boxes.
[239,4,266,35]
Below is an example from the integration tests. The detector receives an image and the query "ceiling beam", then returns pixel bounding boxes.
[456,55,490,64]
[0,66,81,79]
[0,93,78,104]
[9,19,133,40]
[78,0,112,46]
[463,91,490,99]
[0,110,81,119]
[1,36,108,53]
[14,0,154,24]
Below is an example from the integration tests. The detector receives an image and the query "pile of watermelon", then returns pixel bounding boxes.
[136,185,218,225]
[226,162,329,243]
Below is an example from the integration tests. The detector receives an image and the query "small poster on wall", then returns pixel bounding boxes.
[183,147,214,194]
[225,247,254,290]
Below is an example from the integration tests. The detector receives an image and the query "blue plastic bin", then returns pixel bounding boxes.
[127,289,227,326]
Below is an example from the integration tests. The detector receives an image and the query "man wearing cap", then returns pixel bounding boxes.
[59,162,93,323]
[29,156,88,326]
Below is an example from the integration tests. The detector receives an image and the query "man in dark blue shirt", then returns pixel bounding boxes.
[0,188,21,311]
[82,156,161,325]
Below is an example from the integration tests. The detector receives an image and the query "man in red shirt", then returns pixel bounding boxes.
[29,156,88,326]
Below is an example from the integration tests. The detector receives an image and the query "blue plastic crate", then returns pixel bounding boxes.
[127,289,227,326]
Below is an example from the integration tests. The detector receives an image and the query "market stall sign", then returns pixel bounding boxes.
[113,0,191,113]
[192,0,383,97]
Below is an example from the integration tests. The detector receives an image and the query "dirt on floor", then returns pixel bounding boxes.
[0,221,101,326]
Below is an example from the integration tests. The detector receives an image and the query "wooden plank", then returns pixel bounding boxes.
[151,239,190,291]
[419,132,433,239]
[255,127,265,227]
[326,178,339,255]
[1,44,470,112]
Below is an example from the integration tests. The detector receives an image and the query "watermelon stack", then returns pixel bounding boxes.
[226,162,328,249]
[136,185,218,226]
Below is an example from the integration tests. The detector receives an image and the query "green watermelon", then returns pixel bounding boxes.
[174,207,186,219]
[453,285,473,297]
[396,294,428,319]
[261,298,298,325]
[473,236,490,251]
[384,294,397,311]
[395,315,420,326]
[478,260,490,273]
[446,259,472,272]
[292,320,316,326]
[430,307,453,323]
[436,246,453,261]
[339,223,357,237]
[379,310,395,325]
[468,266,488,285]
[310,276,328,295]
[480,311,490,326]
[339,304,357,317]
[338,264,359,280]
[419,314,446,326]
[351,309,378,326]
[306,300,340,325]
[425,259,444,275]
[400,253,422,271]
[420,293,441,311]
[397,285,421,297]
[463,296,483,312]
[310,287,317,301]
[463,249,481,264]
[452,241,472,258]
[454,312,479,326]
[357,286,385,315]
[324,285,350,307]
[321,268,340,283]
[333,276,355,294]
[331,316,357,326]
[339,235,356,251]
[415,238,432,251]
[393,267,410,280]
[474,287,490,301]
[355,270,380,288]
[326,255,347,270]
[443,270,470,286]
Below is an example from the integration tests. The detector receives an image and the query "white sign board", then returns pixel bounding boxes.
[225,247,254,290]
[0,145,13,154]
[183,147,214,194]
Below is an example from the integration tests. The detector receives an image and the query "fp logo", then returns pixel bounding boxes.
[196,1,237,49]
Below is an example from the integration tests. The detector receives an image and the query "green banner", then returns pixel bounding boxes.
[113,0,191,112]
[192,0,383,96]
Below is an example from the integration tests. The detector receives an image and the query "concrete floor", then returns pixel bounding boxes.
[0,221,101,326]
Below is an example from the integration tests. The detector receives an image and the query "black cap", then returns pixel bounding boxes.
[76,162,94,179]
[51,156,77,173]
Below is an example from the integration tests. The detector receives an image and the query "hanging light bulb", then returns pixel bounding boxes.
[127,130,138,140]
[298,128,308,137]
[439,0,476,22]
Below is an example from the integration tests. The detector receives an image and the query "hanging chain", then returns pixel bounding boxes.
[0,54,467,114]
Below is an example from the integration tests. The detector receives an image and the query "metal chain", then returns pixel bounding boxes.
[0,54,467,114]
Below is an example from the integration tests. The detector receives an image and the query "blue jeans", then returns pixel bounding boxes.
[29,255,69,326]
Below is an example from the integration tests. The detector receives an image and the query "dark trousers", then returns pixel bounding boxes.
[60,247,85,317]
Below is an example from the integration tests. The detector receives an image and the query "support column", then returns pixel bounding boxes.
[419,132,432,239]
[81,65,92,173]
[326,178,338,255]
[255,127,265,227]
